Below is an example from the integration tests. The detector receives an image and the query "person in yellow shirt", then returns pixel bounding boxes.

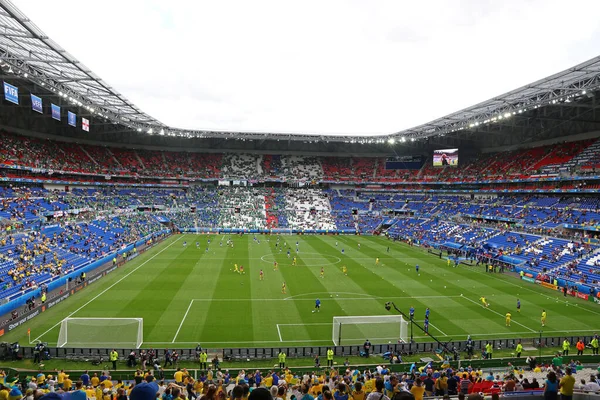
[320,267,325,278]
[559,367,576,398]
[541,310,547,327]
[364,378,375,393]
[479,297,489,308]
[95,386,103,400]
[281,282,287,294]
[101,380,113,390]
[310,382,322,397]
[85,386,95,398]
[342,265,347,276]
[263,374,273,388]
[505,312,512,326]
[194,380,204,394]
[63,375,73,391]
[352,382,365,400]
[375,258,380,266]
[410,378,425,400]
[234,264,239,273]
[57,370,65,389]
[91,373,100,387]
[174,368,184,384]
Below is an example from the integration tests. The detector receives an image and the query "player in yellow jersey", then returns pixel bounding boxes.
[505,312,511,326]
[375,257,380,265]
[292,257,297,266]
[342,265,347,276]
[320,267,325,278]
[479,296,489,308]
[273,261,278,271]
[281,282,287,294]
[259,269,264,281]
[233,264,239,273]
[541,309,546,327]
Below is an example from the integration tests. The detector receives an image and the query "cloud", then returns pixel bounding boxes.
[13,0,600,135]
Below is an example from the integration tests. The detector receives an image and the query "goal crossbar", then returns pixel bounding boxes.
[57,317,144,349]
[332,315,408,346]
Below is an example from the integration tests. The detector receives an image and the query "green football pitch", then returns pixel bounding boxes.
[5,234,600,348]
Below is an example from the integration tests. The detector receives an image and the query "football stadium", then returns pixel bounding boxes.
[0,0,600,398]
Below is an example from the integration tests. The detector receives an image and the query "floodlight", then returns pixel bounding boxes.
[388,138,395,144]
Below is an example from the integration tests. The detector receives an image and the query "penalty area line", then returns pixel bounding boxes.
[32,236,183,344]
[172,299,195,343]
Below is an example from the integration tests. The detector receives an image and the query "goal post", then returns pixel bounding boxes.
[57,318,143,348]
[332,315,408,346]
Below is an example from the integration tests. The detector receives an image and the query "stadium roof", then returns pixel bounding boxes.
[1,0,600,144]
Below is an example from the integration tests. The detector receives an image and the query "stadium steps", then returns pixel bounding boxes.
[78,144,99,166]
[134,150,146,170]
[106,148,124,169]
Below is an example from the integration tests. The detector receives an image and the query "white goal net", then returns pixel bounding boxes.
[57,318,143,348]
[332,315,408,346]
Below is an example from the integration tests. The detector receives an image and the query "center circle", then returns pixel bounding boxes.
[260,252,342,267]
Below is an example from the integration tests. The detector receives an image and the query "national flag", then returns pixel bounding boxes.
[82,117,89,132]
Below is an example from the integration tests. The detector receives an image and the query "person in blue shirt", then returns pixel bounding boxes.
[79,371,90,387]
[424,317,429,334]
[425,307,430,319]
[517,299,521,313]
[416,264,420,273]
[254,371,262,386]
[313,298,321,313]
[409,306,415,320]
[223,371,230,385]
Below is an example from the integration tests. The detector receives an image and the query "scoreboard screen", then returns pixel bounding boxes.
[385,155,424,170]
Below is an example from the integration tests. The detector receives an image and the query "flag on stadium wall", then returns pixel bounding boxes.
[68,111,76,127]
[51,103,61,121]
[31,94,43,113]
[3,82,19,104]
[82,117,89,132]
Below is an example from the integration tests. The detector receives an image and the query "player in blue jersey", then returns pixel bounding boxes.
[312,298,321,313]
[409,306,415,320]
[423,317,429,334]
[425,307,430,319]
[416,264,420,274]
[517,298,521,313]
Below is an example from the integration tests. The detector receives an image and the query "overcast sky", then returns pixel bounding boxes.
[13,0,600,136]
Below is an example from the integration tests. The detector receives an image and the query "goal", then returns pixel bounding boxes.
[332,315,408,346]
[57,318,143,348]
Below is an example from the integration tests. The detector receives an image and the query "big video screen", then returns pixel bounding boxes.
[433,148,458,167]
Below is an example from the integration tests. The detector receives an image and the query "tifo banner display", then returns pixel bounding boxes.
[82,117,89,132]
[51,103,61,121]
[433,148,458,167]
[3,82,19,104]
[31,94,43,113]
[68,111,77,127]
